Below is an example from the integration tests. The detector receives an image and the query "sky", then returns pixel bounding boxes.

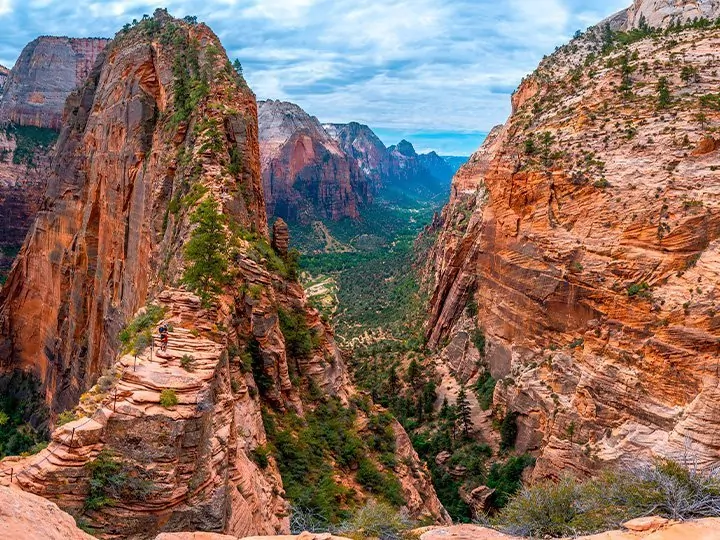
[0,0,630,155]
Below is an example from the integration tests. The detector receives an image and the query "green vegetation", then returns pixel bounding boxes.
[180,354,195,371]
[118,304,165,354]
[85,450,152,510]
[338,500,409,539]
[1,124,59,168]
[159,389,178,408]
[656,77,672,109]
[500,412,519,451]
[0,374,48,458]
[474,372,496,411]
[264,398,404,525]
[56,410,78,426]
[496,459,720,537]
[183,199,229,304]
[279,308,318,362]
[627,282,651,299]
[296,196,443,341]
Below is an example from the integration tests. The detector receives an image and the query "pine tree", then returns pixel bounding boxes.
[183,199,229,304]
[406,359,421,389]
[456,386,472,439]
[657,77,672,109]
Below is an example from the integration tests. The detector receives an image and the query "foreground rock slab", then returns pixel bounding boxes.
[0,485,93,540]
[419,518,720,540]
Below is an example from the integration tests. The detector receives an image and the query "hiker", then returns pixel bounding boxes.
[158,323,169,351]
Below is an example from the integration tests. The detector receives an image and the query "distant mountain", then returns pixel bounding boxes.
[441,156,469,174]
[325,125,455,202]
[0,65,8,95]
[258,100,369,223]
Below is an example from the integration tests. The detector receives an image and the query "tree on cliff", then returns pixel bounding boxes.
[183,198,229,304]
[456,386,472,439]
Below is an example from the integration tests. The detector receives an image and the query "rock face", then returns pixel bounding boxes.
[0,485,93,540]
[425,4,720,479]
[0,65,8,93]
[624,0,720,29]
[324,125,455,199]
[258,100,368,223]
[323,122,390,193]
[0,37,109,130]
[0,126,56,276]
[0,11,446,537]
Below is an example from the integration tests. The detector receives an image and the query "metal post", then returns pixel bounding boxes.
[151,337,154,362]
[70,427,76,445]
[9,468,13,483]
[134,353,137,372]
[113,389,117,412]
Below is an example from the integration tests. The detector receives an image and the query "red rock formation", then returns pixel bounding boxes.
[259,100,369,223]
[0,11,447,536]
[425,6,720,479]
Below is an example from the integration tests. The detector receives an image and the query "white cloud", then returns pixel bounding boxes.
[0,0,631,153]
[0,0,12,16]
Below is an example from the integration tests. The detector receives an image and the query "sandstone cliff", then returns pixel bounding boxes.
[259,100,369,223]
[0,37,108,130]
[425,4,720,480]
[0,11,446,536]
[0,125,56,277]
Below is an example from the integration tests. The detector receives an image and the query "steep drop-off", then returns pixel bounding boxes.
[0,12,446,537]
[0,36,106,277]
[259,100,369,223]
[425,0,720,480]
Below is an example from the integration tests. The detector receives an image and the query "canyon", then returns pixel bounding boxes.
[0,10,445,538]
[1,0,720,538]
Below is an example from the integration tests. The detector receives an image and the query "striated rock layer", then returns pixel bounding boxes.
[425,4,720,479]
[0,11,446,537]
[0,36,108,130]
[258,100,369,223]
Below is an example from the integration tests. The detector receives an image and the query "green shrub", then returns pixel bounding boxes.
[252,444,270,469]
[56,410,78,426]
[487,454,536,508]
[627,282,651,299]
[180,354,195,371]
[340,500,410,539]
[118,304,165,354]
[279,308,317,360]
[472,328,486,356]
[495,459,720,537]
[85,450,152,510]
[500,411,519,451]
[159,389,178,408]
[474,372,496,410]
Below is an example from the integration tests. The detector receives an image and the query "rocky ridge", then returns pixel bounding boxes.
[0,11,446,537]
[424,1,720,481]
